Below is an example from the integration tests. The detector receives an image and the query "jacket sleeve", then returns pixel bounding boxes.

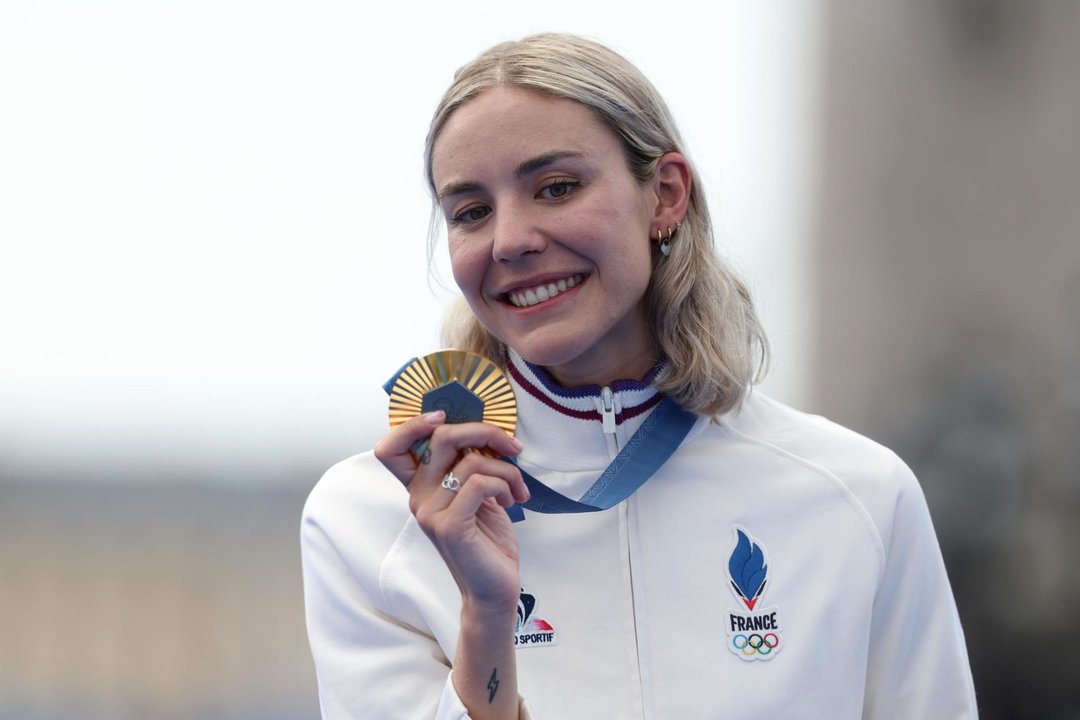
[862,458,979,719]
[300,457,532,720]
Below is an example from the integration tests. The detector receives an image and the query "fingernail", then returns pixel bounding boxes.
[510,436,524,451]
[424,411,445,424]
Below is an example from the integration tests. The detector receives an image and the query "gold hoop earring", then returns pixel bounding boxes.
[658,227,672,257]
[656,221,681,257]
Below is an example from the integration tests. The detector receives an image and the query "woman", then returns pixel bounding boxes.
[302,34,977,719]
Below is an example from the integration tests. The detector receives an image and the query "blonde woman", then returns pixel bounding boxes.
[302,34,977,719]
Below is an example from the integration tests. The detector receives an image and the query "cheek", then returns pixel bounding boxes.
[626,250,655,300]
[448,238,487,295]
[612,236,655,307]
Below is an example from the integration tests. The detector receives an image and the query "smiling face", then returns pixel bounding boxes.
[431,86,660,387]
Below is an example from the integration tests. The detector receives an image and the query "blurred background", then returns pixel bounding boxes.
[0,1,1076,718]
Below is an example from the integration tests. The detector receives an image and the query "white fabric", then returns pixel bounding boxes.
[301,357,977,719]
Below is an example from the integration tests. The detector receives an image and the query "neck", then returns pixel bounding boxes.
[541,335,661,388]
[543,359,655,388]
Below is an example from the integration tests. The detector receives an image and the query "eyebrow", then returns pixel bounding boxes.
[516,150,583,178]
[436,150,585,200]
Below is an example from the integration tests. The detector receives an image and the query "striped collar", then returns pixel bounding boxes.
[506,350,665,425]
[504,350,679,483]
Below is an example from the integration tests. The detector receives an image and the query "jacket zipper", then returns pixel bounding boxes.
[600,386,622,457]
[600,386,617,434]
[603,386,646,715]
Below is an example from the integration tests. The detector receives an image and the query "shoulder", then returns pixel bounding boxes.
[724,391,911,480]
[304,451,410,525]
[715,391,925,552]
[301,452,414,587]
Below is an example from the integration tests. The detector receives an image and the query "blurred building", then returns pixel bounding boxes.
[813,1,1080,716]
[0,483,317,720]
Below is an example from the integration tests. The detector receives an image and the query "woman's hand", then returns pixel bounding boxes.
[374,411,530,612]
[375,411,528,718]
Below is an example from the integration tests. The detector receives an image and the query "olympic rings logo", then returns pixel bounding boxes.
[732,633,780,656]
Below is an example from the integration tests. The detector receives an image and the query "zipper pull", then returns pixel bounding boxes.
[600,386,616,434]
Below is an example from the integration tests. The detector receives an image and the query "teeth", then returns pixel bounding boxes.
[508,274,584,308]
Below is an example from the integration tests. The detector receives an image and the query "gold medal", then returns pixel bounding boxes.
[387,350,517,440]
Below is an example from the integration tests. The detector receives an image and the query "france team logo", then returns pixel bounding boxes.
[725,526,783,662]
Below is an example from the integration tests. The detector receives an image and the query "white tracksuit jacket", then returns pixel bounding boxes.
[301,353,978,719]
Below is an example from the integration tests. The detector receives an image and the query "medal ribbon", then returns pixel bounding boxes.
[504,396,696,522]
[383,359,697,523]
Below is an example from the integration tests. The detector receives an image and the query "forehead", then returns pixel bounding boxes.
[431,86,621,185]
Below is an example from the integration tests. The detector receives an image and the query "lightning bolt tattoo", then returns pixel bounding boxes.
[486,667,499,703]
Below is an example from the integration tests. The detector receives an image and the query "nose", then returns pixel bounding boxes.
[491,203,547,262]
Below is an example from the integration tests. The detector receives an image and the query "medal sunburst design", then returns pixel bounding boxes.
[387,350,517,436]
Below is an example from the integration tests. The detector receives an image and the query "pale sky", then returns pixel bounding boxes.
[0,0,821,484]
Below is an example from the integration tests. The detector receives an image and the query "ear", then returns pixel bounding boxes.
[649,152,692,233]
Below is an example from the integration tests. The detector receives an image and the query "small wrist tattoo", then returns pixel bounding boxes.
[486,667,499,703]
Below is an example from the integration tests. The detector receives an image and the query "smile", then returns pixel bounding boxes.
[506,274,585,308]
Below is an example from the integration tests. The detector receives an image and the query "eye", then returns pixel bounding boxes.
[538,179,580,200]
[450,204,492,225]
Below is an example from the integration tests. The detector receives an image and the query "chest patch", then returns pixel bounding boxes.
[514,586,558,648]
[726,526,783,661]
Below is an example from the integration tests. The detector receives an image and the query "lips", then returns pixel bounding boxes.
[505,274,585,308]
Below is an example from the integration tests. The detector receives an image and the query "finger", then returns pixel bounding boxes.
[413,458,513,518]
[449,453,530,505]
[423,422,524,472]
[417,472,515,537]
[411,423,524,500]
[447,472,519,517]
[413,451,529,524]
[373,411,446,482]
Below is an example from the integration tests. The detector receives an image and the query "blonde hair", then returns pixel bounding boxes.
[427,33,769,416]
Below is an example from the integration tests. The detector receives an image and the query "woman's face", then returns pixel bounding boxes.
[431,86,659,387]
